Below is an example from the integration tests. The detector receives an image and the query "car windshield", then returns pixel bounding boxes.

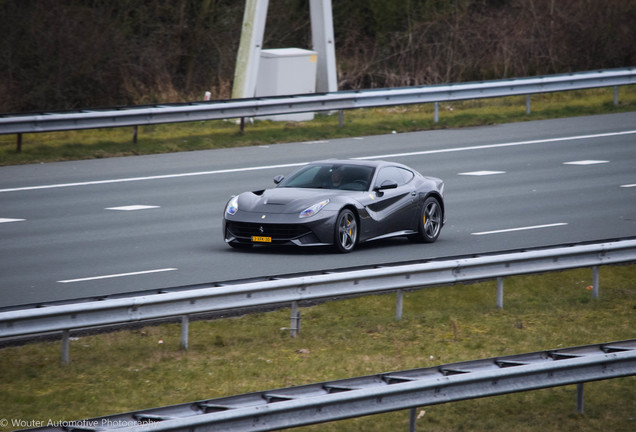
[279,163,375,191]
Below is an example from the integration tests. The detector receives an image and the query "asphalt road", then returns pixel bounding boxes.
[1,112,635,308]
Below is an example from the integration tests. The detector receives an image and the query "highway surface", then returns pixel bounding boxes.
[1,112,635,308]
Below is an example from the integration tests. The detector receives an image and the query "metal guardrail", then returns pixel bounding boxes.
[0,68,634,135]
[1,239,635,361]
[17,339,636,432]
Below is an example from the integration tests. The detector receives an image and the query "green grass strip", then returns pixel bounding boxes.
[1,86,635,166]
[1,265,634,431]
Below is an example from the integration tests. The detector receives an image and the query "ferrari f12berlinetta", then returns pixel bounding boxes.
[223,159,445,253]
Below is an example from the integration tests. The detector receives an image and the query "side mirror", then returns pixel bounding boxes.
[376,180,398,191]
[273,175,285,185]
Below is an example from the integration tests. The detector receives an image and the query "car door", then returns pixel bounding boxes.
[361,166,418,237]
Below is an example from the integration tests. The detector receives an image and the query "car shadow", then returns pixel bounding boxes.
[216,237,418,256]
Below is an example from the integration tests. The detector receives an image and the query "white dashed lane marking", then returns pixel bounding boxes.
[105,205,160,211]
[0,218,26,223]
[58,268,178,283]
[458,171,506,176]
[472,223,568,236]
[563,160,609,165]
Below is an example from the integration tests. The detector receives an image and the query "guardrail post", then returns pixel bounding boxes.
[592,266,599,299]
[338,109,344,128]
[434,102,439,123]
[526,95,531,115]
[409,407,417,432]
[132,125,138,144]
[614,86,619,106]
[16,133,22,152]
[396,289,404,320]
[577,383,584,414]
[497,277,504,309]
[291,301,299,338]
[181,315,189,350]
[61,330,70,364]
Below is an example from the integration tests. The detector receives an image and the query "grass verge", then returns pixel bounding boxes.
[1,265,634,431]
[1,86,635,166]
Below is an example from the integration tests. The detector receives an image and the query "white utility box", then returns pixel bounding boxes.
[255,48,318,121]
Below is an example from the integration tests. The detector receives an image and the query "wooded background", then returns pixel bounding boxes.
[1,0,634,113]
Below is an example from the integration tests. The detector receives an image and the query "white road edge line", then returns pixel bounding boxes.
[356,130,636,160]
[2,130,635,194]
[620,184,636,188]
[58,268,178,283]
[471,223,568,236]
[0,162,306,193]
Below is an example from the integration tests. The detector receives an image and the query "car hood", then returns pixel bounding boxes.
[238,187,343,214]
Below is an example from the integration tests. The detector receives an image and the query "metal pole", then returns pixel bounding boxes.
[592,266,599,299]
[434,102,439,123]
[297,310,301,334]
[338,109,344,128]
[497,277,504,309]
[409,407,417,432]
[181,315,189,350]
[396,289,404,321]
[291,301,299,338]
[132,125,138,144]
[577,383,584,414]
[526,95,531,114]
[17,133,22,152]
[61,330,70,364]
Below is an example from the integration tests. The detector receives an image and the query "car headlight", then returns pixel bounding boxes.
[299,199,329,218]
[226,196,239,215]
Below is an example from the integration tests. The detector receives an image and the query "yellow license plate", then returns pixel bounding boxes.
[251,236,272,243]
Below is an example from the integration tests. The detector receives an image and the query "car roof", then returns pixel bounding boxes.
[308,159,411,170]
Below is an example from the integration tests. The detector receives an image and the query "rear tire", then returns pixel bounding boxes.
[334,209,358,253]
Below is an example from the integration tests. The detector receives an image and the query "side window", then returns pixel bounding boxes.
[398,167,414,184]
[374,167,414,188]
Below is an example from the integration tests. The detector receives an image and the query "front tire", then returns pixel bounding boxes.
[334,209,358,253]
[414,197,442,243]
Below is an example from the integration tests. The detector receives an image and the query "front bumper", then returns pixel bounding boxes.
[223,210,338,247]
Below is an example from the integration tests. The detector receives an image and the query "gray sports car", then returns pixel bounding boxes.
[223,159,445,253]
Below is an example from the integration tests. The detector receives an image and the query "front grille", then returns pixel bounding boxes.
[226,221,311,241]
